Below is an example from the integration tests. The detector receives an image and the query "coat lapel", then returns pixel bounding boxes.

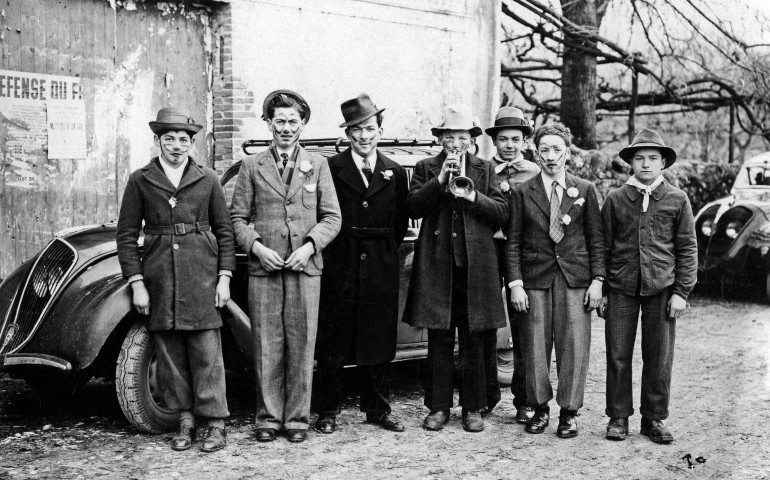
[286,147,310,200]
[529,174,551,218]
[336,149,367,196]
[465,154,486,191]
[560,173,578,214]
[256,153,286,197]
[142,158,176,194]
[428,151,446,180]
[363,151,392,200]
[176,160,205,193]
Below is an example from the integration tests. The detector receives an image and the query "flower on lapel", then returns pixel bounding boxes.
[567,187,579,198]
[574,197,585,207]
[500,181,510,193]
[168,197,177,209]
[304,183,317,193]
[562,214,572,225]
[299,160,313,174]
[382,169,393,181]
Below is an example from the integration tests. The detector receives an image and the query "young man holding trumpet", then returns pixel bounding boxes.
[403,107,508,433]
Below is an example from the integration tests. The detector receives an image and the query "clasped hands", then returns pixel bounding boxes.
[252,240,314,273]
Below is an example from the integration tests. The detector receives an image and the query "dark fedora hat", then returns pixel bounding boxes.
[339,93,385,128]
[430,107,483,138]
[148,107,203,136]
[485,107,534,137]
[262,89,311,124]
[619,128,677,168]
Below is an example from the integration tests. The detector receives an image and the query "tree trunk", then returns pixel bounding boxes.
[560,0,599,149]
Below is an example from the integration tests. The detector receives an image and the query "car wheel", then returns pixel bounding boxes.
[496,348,514,387]
[115,322,178,433]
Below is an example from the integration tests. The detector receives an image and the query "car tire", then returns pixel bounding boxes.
[115,322,178,433]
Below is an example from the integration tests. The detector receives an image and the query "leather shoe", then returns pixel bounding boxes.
[170,424,196,451]
[515,406,535,424]
[314,416,336,434]
[461,409,484,432]
[556,414,578,438]
[606,417,629,441]
[525,411,550,434]
[366,413,405,432]
[422,410,450,431]
[200,426,226,452]
[286,429,307,443]
[255,428,277,442]
[640,417,673,444]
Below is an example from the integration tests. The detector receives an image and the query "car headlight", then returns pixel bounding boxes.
[701,219,714,237]
[725,220,742,239]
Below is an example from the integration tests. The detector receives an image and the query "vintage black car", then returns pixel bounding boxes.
[695,152,770,301]
[0,139,515,433]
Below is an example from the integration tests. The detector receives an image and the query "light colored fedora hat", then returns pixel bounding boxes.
[430,107,483,138]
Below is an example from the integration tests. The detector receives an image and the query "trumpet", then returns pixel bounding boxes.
[448,149,474,198]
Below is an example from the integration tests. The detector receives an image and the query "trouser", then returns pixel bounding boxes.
[153,328,229,419]
[248,272,320,431]
[509,307,528,409]
[424,266,495,411]
[605,288,676,421]
[523,269,591,413]
[315,356,392,416]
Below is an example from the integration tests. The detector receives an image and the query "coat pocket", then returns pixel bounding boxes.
[522,252,538,263]
[653,213,675,240]
[302,185,318,209]
[202,230,219,256]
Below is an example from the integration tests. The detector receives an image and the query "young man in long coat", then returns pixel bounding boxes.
[404,107,508,433]
[230,90,341,443]
[505,123,605,439]
[600,128,697,444]
[116,107,236,452]
[314,93,409,434]
[486,107,539,423]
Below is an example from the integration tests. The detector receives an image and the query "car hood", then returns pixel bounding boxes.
[54,223,120,263]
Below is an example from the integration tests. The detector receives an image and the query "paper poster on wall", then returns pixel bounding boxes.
[46,100,87,159]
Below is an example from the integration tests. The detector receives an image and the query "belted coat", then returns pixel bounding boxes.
[116,157,236,331]
[318,148,409,365]
[403,152,508,332]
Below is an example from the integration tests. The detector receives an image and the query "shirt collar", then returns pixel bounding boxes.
[351,149,377,168]
[541,171,566,190]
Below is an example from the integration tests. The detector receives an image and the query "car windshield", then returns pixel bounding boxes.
[734,163,770,189]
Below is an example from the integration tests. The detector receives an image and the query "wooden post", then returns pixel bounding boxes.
[729,102,735,164]
[628,68,638,144]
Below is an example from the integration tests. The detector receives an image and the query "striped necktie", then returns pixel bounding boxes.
[549,180,564,243]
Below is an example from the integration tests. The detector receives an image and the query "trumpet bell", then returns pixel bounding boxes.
[449,176,474,198]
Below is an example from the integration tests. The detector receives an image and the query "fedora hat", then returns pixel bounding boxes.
[619,128,677,168]
[339,93,385,128]
[149,107,202,136]
[485,107,534,137]
[262,89,311,124]
[431,107,483,138]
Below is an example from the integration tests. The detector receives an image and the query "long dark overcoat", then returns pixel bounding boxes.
[116,157,236,331]
[403,152,508,332]
[318,148,409,365]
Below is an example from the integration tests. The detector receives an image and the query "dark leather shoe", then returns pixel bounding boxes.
[170,424,195,451]
[366,413,405,432]
[200,426,226,452]
[556,414,578,438]
[515,406,535,424]
[314,416,336,434]
[606,417,629,441]
[640,417,673,444]
[461,409,484,432]
[255,428,277,442]
[525,411,550,434]
[286,429,307,443]
[422,410,450,431]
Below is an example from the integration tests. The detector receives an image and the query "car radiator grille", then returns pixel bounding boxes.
[0,239,77,354]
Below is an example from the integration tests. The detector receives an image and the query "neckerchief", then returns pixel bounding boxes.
[626,175,665,212]
[494,153,524,174]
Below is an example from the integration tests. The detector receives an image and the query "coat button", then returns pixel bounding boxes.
[452,233,457,238]
[173,244,179,250]
[556,254,561,259]
[362,201,369,208]
[434,230,440,236]
[360,253,368,260]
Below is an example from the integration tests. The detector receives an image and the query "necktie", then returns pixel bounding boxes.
[280,153,289,172]
[549,180,564,243]
[362,156,373,183]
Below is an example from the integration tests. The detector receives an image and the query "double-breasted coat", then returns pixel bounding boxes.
[403,152,508,332]
[116,157,236,331]
[318,148,409,365]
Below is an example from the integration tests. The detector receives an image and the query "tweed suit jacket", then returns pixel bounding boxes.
[229,146,341,276]
[505,172,605,289]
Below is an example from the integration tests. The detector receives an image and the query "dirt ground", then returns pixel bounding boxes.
[1,294,769,480]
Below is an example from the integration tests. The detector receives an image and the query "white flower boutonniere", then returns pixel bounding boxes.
[299,160,313,174]
[574,197,585,207]
[382,169,393,181]
[304,183,317,193]
[567,187,579,198]
[562,214,572,225]
[500,181,510,193]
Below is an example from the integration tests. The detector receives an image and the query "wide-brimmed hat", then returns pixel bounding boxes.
[149,107,202,136]
[430,107,483,138]
[485,107,534,137]
[619,128,677,168]
[262,89,311,124]
[339,93,385,128]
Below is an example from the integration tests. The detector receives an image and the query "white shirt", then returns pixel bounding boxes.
[351,149,377,188]
[159,157,188,188]
[275,144,297,158]
[541,171,566,203]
